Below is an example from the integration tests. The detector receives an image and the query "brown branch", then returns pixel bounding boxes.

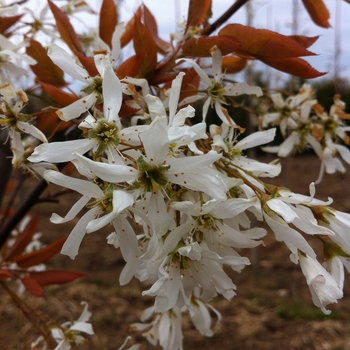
[201,0,250,36]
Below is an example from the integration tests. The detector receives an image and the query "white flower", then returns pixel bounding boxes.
[43,169,136,259]
[32,302,94,349]
[0,83,47,167]
[299,253,343,314]
[46,44,110,121]
[319,208,350,255]
[177,46,262,126]
[188,290,222,337]
[131,306,183,350]
[51,302,94,349]
[0,34,36,84]
[28,63,146,164]
[211,124,281,178]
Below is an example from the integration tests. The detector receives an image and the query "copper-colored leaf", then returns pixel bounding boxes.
[182,36,241,57]
[186,0,212,29]
[14,237,66,268]
[222,55,247,74]
[21,276,43,297]
[260,56,327,79]
[0,269,14,280]
[132,18,157,78]
[117,54,141,79]
[179,67,200,102]
[288,35,319,49]
[143,5,171,54]
[120,7,142,48]
[219,24,317,58]
[0,14,23,34]
[302,0,331,28]
[48,0,84,54]
[36,111,72,135]
[75,50,99,77]
[4,216,40,262]
[29,270,87,286]
[26,38,66,87]
[99,0,118,48]
[40,82,78,106]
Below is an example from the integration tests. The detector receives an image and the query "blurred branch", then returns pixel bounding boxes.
[201,0,250,36]
[0,129,12,210]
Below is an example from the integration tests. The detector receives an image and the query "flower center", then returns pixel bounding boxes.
[136,156,169,193]
[86,119,119,158]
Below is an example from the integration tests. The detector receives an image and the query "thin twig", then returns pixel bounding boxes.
[201,0,250,36]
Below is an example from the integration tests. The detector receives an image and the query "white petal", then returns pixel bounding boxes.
[44,170,104,198]
[47,44,90,82]
[51,195,90,224]
[73,152,138,183]
[56,93,97,121]
[224,82,262,97]
[141,117,169,165]
[61,208,99,259]
[176,58,211,86]
[28,139,94,163]
[235,128,276,150]
[267,199,299,223]
[17,122,47,143]
[103,64,122,122]
[168,72,185,126]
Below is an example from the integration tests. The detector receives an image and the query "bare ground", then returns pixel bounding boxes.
[1,154,350,350]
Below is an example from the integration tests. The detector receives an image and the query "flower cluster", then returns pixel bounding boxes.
[1,1,350,349]
[23,45,350,348]
[261,84,350,183]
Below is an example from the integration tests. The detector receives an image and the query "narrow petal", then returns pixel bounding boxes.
[47,44,90,82]
[56,93,97,121]
[28,139,94,163]
[141,117,169,165]
[44,170,104,198]
[103,64,123,122]
[73,152,138,183]
[168,72,185,126]
[61,208,99,259]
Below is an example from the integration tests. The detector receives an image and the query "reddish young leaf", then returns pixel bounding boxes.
[302,0,331,28]
[0,269,14,280]
[120,7,142,48]
[260,56,327,79]
[117,54,141,79]
[26,39,66,87]
[0,14,23,34]
[99,0,118,48]
[182,36,241,57]
[29,270,87,286]
[222,55,247,74]
[179,67,200,102]
[48,0,84,54]
[219,24,317,58]
[4,215,40,262]
[132,18,157,78]
[36,111,72,135]
[143,5,171,54]
[14,237,66,269]
[75,50,99,77]
[288,35,319,49]
[186,0,212,30]
[21,276,43,297]
[40,82,78,106]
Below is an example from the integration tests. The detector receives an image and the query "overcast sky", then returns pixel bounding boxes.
[117,0,350,84]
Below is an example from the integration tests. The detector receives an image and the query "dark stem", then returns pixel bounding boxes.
[201,0,250,36]
[0,162,67,249]
[0,130,13,210]
[0,177,48,249]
